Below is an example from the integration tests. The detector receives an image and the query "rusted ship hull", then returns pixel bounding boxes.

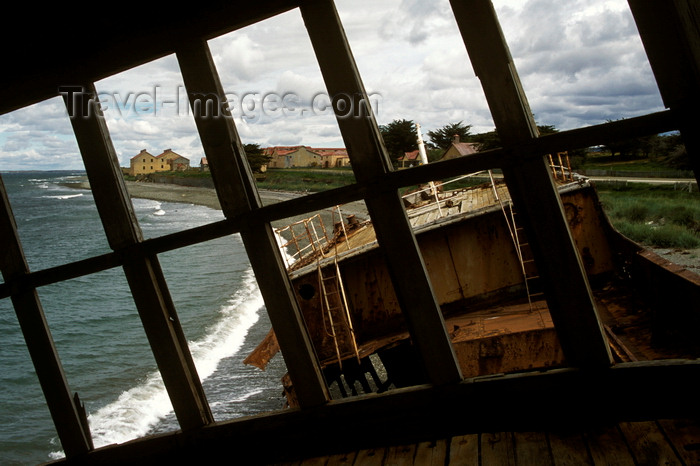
[247,177,700,406]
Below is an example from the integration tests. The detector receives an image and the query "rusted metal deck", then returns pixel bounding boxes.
[277,419,700,465]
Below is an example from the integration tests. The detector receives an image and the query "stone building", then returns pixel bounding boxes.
[128,149,160,175]
[156,149,190,171]
[264,145,349,168]
[129,149,190,175]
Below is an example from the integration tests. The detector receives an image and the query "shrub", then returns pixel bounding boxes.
[599,187,700,249]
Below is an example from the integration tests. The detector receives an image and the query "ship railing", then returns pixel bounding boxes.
[548,152,575,182]
[401,170,491,217]
[275,206,350,269]
[275,213,331,269]
[401,152,576,216]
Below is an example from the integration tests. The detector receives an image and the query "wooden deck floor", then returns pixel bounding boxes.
[406,182,512,228]
[277,419,700,465]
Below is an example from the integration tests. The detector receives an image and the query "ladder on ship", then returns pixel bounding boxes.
[318,257,360,369]
[507,206,544,309]
[317,204,360,370]
[488,171,543,311]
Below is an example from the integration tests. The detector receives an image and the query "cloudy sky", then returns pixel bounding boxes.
[0,0,665,171]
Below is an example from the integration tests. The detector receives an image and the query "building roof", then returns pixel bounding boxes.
[439,140,480,161]
[130,149,156,160]
[263,146,347,157]
[399,150,420,161]
[130,149,189,162]
[312,148,348,157]
[263,146,309,156]
[156,149,188,161]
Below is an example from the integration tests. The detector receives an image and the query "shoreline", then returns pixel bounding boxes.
[64,180,370,223]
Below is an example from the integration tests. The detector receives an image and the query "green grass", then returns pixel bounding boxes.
[598,185,700,249]
[583,157,671,172]
[255,168,356,192]
[580,153,693,174]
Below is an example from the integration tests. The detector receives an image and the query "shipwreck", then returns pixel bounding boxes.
[248,166,700,407]
[1,0,700,464]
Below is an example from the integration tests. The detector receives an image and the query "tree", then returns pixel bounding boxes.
[469,124,559,151]
[243,143,271,173]
[427,121,472,150]
[537,124,559,136]
[469,129,500,151]
[379,119,418,163]
[603,119,647,158]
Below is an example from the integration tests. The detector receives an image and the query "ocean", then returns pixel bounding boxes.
[0,171,289,465]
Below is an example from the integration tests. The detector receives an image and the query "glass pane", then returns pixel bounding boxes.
[38,270,155,454]
[492,0,664,126]
[95,55,226,236]
[158,235,290,423]
[0,298,58,464]
[207,8,360,204]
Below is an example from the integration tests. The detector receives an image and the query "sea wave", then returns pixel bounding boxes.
[46,203,295,459]
[50,267,264,456]
[43,193,84,200]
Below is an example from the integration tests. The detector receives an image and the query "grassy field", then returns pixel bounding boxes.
[596,183,700,249]
[255,168,356,192]
[582,157,676,172]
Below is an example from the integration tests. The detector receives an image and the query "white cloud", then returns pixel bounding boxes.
[0,0,665,170]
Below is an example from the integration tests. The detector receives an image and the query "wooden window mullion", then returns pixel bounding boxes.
[62,84,214,430]
[450,0,612,368]
[299,0,463,386]
[176,40,330,408]
[628,0,700,184]
[0,175,93,457]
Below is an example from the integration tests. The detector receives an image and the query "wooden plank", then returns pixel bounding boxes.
[60,85,141,249]
[513,431,553,466]
[658,419,700,465]
[62,83,213,430]
[325,451,358,465]
[414,440,448,465]
[627,1,700,110]
[449,434,479,464]
[0,175,93,457]
[449,0,612,369]
[64,361,700,465]
[1,1,301,116]
[300,0,462,386]
[353,447,386,465]
[176,40,330,408]
[175,41,258,218]
[619,421,682,465]
[584,424,635,466]
[547,431,592,465]
[481,432,515,465]
[385,443,417,466]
